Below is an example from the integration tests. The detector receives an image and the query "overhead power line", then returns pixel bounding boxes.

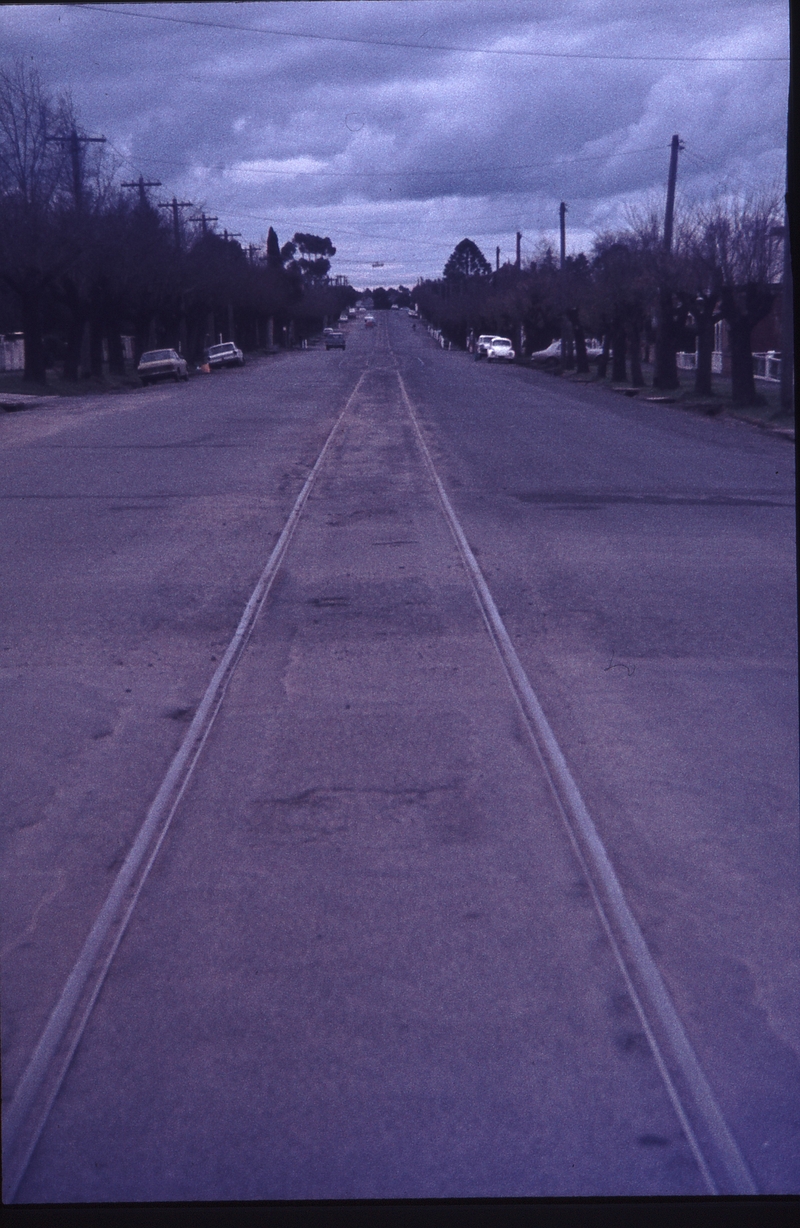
[102,142,668,181]
[72,5,789,63]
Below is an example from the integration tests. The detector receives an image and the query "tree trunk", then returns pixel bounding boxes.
[629,315,645,386]
[597,333,610,379]
[729,316,760,406]
[89,313,104,378]
[20,287,47,384]
[59,277,86,381]
[721,283,775,407]
[560,316,575,370]
[63,311,85,381]
[611,317,627,382]
[695,317,714,397]
[566,307,589,374]
[107,322,125,376]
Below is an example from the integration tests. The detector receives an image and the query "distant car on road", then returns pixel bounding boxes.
[486,337,515,362]
[391,304,400,310]
[364,315,376,328]
[325,331,346,350]
[474,334,496,360]
[137,348,188,385]
[338,312,350,324]
[204,341,245,369]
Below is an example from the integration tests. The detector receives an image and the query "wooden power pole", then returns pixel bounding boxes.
[46,127,106,211]
[159,197,194,249]
[121,175,162,208]
[559,202,574,369]
[653,134,683,389]
[515,231,521,270]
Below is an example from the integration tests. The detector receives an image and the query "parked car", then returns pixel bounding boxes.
[339,312,350,324]
[474,334,496,359]
[325,331,346,350]
[391,303,400,310]
[364,315,376,328]
[530,338,562,361]
[486,337,515,362]
[137,348,188,385]
[529,338,604,363]
[203,341,244,369]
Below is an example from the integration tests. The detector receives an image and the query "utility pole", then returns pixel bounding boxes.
[159,197,194,249]
[496,246,500,272]
[46,127,106,210]
[223,229,242,244]
[192,212,218,236]
[515,231,521,270]
[653,134,683,389]
[663,134,682,254]
[559,202,574,370]
[121,175,162,208]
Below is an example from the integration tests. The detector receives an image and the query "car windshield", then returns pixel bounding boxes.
[209,344,235,354]
[140,350,173,362]
[493,339,511,346]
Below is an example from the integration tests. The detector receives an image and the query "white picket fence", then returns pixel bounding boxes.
[677,350,781,381]
[752,351,781,382]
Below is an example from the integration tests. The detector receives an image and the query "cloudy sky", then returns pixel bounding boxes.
[1,2,790,287]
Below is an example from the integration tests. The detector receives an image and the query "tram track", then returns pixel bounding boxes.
[2,317,764,1198]
[2,371,368,1202]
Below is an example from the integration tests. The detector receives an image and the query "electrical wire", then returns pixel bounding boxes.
[72,5,789,63]
[102,143,668,181]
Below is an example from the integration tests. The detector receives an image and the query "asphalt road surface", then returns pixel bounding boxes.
[1,312,797,1201]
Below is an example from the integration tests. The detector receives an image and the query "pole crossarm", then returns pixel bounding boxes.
[159,197,194,248]
[45,128,107,209]
[122,176,162,206]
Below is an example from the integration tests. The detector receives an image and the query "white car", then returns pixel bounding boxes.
[530,338,604,361]
[137,348,188,385]
[474,334,496,359]
[530,339,562,361]
[204,341,245,369]
[486,337,515,362]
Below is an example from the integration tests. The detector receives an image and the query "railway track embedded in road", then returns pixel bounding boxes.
[3,314,761,1200]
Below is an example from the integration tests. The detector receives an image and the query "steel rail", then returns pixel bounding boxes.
[2,370,369,1203]
[396,366,758,1197]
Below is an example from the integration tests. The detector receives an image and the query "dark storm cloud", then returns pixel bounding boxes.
[0,1,789,284]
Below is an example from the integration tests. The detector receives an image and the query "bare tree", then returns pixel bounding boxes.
[0,61,74,381]
[693,191,782,405]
